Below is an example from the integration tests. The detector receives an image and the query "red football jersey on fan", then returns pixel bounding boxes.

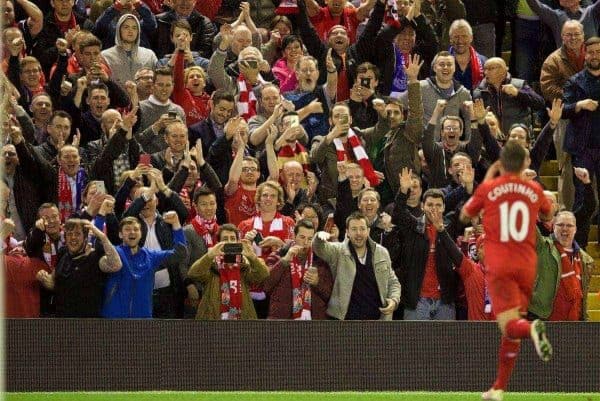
[463,174,551,270]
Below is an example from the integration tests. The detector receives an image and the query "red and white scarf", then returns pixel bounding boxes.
[252,213,284,257]
[277,141,310,174]
[333,129,380,187]
[191,215,219,248]
[290,247,313,320]
[237,74,257,121]
[217,255,243,319]
[58,167,85,222]
[42,233,62,269]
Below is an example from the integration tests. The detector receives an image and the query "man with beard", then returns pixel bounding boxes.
[563,36,600,240]
[448,19,486,92]
[263,219,333,319]
[36,218,122,317]
[31,110,73,165]
[188,89,236,157]
[312,211,400,320]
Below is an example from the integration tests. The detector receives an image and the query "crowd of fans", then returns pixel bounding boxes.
[1,0,597,321]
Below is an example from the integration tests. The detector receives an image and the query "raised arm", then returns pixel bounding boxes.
[15,0,43,37]
[223,118,247,196]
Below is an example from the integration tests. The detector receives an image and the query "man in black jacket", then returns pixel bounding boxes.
[36,218,122,317]
[123,168,189,318]
[392,167,463,320]
[22,0,94,77]
[153,0,216,59]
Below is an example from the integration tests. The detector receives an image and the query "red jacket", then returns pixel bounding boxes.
[263,252,333,319]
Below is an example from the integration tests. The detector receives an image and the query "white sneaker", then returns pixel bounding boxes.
[530,319,553,362]
[481,388,504,401]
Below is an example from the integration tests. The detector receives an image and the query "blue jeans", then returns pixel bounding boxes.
[512,18,542,83]
[403,297,456,320]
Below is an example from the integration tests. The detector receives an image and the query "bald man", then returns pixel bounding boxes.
[85,109,142,194]
[473,57,545,136]
[280,161,309,217]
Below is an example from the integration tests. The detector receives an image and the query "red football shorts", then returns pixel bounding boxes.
[487,264,536,315]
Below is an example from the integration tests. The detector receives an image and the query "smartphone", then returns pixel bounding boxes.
[360,77,371,88]
[93,180,106,195]
[223,243,243,254]
[168,111,177,119]
[139,154,151,166]
[288,114,300,128]
[324,213,335,233]
[246,60,258,69]
[253,231,263,245]
[223,242,243,263]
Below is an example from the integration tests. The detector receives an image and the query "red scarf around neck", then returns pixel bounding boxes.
[54,12,77,34]
[217,255,243,319]
[290,247,313,320]
[333,129,380,187]
[58,167,85,222]
[237,74,257,121]
[551,241,583,320]
[191,215,219,248]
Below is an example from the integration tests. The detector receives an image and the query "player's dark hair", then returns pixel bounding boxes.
[294,219,315,235]
[501,141,527,173]
[422,188,445,204]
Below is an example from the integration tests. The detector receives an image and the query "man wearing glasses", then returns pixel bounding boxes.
[529,209,594,321]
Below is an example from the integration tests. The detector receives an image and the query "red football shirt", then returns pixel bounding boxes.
[310,6,360,44]
[225,184,257,227]
[463,174,551,270]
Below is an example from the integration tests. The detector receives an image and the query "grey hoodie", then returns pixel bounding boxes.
[101,14,158,86]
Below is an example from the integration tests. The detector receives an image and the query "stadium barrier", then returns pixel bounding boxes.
[6,319,600,392]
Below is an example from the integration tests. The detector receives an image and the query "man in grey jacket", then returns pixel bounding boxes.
[312,211,401,320]
[101,14,158,87]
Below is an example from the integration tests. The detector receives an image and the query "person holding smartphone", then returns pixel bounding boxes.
[348,62,380,129]
[263,219,333,320]
[187,224,269,320]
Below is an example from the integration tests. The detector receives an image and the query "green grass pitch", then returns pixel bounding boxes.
[4,392,600,401]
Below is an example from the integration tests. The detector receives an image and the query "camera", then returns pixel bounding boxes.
[223,243,243,263]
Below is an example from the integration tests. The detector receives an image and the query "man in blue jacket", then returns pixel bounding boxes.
[102,212,187,318]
